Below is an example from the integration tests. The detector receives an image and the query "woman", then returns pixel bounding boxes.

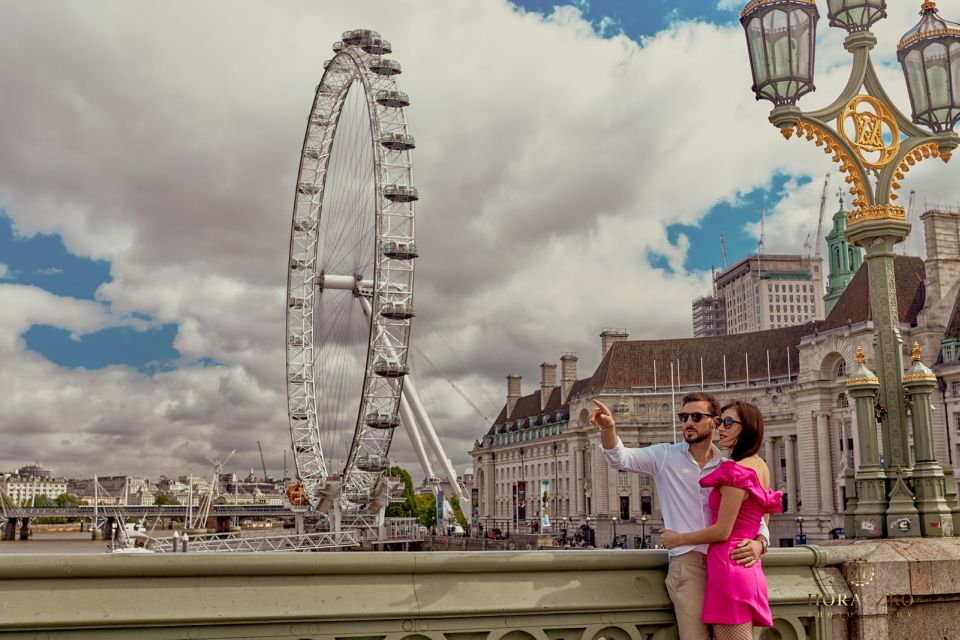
[660,400,782,640]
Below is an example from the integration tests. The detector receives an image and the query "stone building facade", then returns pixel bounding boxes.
[471,207,960,548]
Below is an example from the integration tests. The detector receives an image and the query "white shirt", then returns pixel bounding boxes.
[601,438,770,557]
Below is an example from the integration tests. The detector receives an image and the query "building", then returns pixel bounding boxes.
[692,294,726,337]
[472,207,960,548]
[1,475,67,506]
[715,254,825,334]
[823,196,863,315]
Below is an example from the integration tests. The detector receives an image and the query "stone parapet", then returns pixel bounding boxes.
[821,538,960,640]
[0,548,831,639]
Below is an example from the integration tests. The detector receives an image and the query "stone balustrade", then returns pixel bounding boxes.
[0,548,832,640]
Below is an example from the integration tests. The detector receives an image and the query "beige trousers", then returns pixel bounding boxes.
[665,551,711,640]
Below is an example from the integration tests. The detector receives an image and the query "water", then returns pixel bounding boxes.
[0,531,112,554]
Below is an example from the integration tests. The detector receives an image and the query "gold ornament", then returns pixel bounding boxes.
[838,95,900,170]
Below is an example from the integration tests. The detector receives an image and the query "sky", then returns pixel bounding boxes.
[1,0,959,484]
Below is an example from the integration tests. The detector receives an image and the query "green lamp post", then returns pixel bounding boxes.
[740,1,960,537]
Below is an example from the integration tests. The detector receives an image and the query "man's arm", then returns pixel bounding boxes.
[591,400,665,475]
[730,509,771,567]
[662,486,747,548]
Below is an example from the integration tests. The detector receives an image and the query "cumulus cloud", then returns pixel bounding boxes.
[0,0,949,481]
[0,263,11,280]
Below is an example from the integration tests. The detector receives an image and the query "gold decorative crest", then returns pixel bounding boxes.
[838,95,900,170]
[847,203,906,226]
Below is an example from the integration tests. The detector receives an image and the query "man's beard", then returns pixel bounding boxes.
[684,430,711,444]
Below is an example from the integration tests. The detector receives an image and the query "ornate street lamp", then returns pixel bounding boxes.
[739,1,960,538]
[827,0,887,33]
[740,0,820,106]
[897,2,960,133]
[640,515,648,549]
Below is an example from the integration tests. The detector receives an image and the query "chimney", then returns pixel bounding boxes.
[921,208,960,310]
[600,328,629,358]
[506,374,522,417]
[560,353,578,404]
[540,362,558,411]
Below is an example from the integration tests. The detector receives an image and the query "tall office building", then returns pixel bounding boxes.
[696,254,825,335]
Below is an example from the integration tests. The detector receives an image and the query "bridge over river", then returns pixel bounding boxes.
[0,504,295,540]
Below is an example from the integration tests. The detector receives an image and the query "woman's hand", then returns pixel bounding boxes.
[660,529,684,549]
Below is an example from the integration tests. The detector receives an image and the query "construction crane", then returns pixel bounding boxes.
[720,233,730,268]
[814,173,830,259]
[257,441,268,481]
[901,189,918,256]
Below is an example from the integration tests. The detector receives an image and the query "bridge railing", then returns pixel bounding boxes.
[0,548,835,640]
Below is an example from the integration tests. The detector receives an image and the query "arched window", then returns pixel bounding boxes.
[836,360,846,377]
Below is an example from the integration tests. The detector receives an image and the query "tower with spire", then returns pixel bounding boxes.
[824,191,864,316]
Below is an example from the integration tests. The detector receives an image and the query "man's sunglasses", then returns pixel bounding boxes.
[677,412,716,423]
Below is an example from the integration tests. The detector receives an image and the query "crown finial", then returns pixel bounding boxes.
[912,342,922,362]
[856,346,866,364]
[922,1,937,12]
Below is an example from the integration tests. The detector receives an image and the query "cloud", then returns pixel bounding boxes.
[0,1,948,481]
[715,0,742,11]
[35,267,63,276]
[0,263,11,280]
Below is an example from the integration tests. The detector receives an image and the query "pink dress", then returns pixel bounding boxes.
[699,460,783,627]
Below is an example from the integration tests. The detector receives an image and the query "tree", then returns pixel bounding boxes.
[414,493,436,528]
[54,493,84,507]
[384,466,416,518]
[449,495,469,529]
[154,493,181,506]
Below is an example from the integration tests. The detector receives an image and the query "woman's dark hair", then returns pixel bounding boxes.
[720,399,764,461]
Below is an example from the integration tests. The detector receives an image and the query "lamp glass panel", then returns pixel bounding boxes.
[793,11,812,77]
[907,49,929,113]
[951,43,960,105]
[925,43,950,110]
[748,19,769,84]
[828,0,842,12]
[764,10,791,79]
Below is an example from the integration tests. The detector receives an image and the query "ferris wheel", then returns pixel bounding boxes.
[285,29,419,517]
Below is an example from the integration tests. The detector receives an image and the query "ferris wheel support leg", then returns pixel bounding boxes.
[402,376,469,505]
[399,392,436,479]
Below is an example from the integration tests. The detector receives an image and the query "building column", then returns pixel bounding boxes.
[785,435,798,513]
[765,438,776,476]
[817,412,834,513]
[575,447,585,517]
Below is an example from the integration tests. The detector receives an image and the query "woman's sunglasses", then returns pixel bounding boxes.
[718,416,742,429]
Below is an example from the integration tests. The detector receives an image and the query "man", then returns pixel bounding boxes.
[590,392,768,640]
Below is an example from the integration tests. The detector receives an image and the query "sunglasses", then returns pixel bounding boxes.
[677,412,716,424]
[718,416,743,429]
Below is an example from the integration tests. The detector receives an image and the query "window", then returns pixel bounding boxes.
[618,471,629,488]
[954,412,960,431]
[641,495,652,515]
[838,393,849,408]
[952,381,960,397]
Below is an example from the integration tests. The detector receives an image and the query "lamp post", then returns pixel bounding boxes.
[640,515,648,549]
[612,516,619,548]
[739,0,960,538]
[795,516,806,546]
[585,516,593,547]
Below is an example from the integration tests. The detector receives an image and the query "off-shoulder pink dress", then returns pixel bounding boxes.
[699,459,783,627]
